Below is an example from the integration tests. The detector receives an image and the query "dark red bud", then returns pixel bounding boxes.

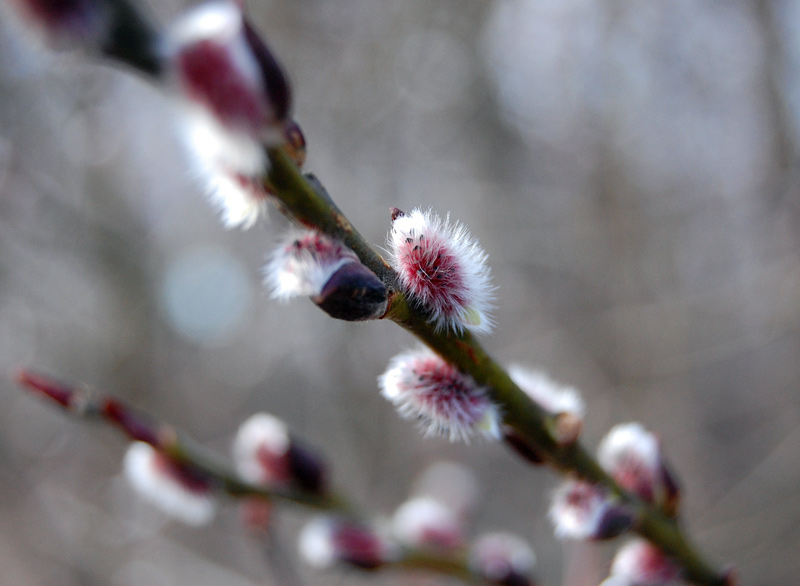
[242,18,291,122]
[16,369,74,409]
[332,521,386,570]
[390,207,405,222]
[594,504,636,540]
[102,398,161,446]
[287,441,328,496]
[313,262,387,321]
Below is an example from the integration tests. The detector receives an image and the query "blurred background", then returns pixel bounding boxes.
[1,0,799,584]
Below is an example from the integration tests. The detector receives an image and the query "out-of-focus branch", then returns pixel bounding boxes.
[16,369,351,512]
[12,0,732,582]
[15,369,495,585]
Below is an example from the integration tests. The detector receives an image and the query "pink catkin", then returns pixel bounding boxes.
[380,348,500,442]
[389,209,494,334]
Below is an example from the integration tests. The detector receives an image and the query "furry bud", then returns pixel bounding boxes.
[379,347,502,442]
[123,442,215,526]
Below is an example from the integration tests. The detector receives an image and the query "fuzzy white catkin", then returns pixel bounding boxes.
[123,442,215,526]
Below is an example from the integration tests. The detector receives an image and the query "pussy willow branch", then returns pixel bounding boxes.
[15,370,484,584]
[265,147,729,586]
[16,370,346,511]
[23,1,728,580]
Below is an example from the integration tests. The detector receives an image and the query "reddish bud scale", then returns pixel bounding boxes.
[283,120,307,168]
[17,370,162,446]
[242,19,290,122]
[101,398,161,446]
[16,369,73,409]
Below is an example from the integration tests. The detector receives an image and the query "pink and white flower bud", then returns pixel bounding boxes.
[169,1,289,136]
[598,423,679,511]
[388,208,495,335]
[298,516,397,570]
[123,441,215,526]
[508,366,585,418]
[266,231,359,298]
[549,480,633,541]
[470,532,537,586]
[266,230,387,320]
[233,412,327,494]
[234,412,292,486]
[601,540,681,586]
[391,496,464,551]
[379,347,502,442]
[168,1,290,229]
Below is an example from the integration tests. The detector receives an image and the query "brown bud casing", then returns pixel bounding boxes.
[594,504,636,540]
[242,18,291,122]
[283,120,307,168]
[313,262,387,321]
[552,411,583,447]
[287,440,328,496]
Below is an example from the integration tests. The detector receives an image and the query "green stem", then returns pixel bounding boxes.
[389,550,479,583]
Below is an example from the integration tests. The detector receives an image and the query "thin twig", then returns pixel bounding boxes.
[15,369,492,584]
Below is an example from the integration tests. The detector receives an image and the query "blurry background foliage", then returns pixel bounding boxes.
[1,0,799,584]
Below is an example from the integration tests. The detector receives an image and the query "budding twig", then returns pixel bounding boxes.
[15,369,350,513]
[10,0,731,582]
[262,145,730,586]
[15,369,501,584]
